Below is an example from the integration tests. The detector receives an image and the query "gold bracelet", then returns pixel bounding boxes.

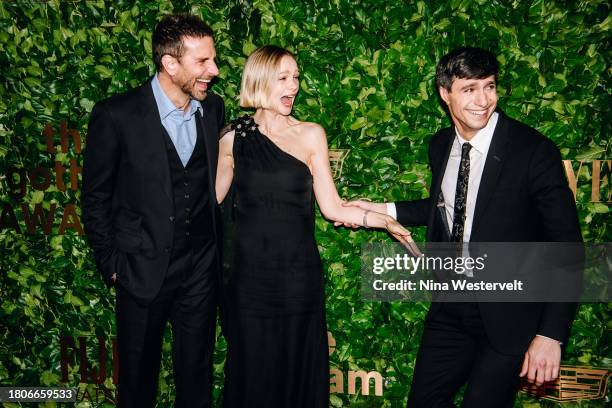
[363,210,370,228]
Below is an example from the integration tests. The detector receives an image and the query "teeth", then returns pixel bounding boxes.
[196,79,210,83]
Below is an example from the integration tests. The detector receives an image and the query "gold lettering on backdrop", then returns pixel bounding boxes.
[348,370,384,396]
[21,203,56,234]
[327,331,336,355]
[59,204,84,235]
[563,160,584,200]
[330,368,344,393]
[43,122,82,154]
[59,335,118,404]
[328,149,350,180]
[562,160,611,203]
[0,122,84,234]
[328,331,384,397]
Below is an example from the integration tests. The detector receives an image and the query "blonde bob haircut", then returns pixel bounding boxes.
[240,45,295,109]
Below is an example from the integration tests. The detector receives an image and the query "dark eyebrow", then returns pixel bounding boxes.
[459,83,476,91]
[459,80,496,91]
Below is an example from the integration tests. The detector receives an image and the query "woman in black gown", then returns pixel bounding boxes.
[216,45,416,407]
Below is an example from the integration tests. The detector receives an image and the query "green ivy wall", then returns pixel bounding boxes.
[0,0,610,406]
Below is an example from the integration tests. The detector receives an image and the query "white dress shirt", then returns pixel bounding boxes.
[387,112,499,240]
[440,112,498,242]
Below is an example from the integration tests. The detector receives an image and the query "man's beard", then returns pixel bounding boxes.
[180,77,207,101]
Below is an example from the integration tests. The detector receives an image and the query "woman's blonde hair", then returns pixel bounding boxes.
[240,45,295,109]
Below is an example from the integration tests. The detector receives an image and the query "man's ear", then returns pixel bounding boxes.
[439,86,450,105]
[161,54,179,76]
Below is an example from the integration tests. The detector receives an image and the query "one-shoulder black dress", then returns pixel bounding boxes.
[223,116,328,407]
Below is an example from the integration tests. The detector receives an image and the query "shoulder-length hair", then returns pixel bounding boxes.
[240,45,295,109]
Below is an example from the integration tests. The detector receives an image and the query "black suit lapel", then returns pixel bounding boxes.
[138,84,173,204]
[427,129,454,241]
[196,106,218,206]
[471,113,510,238]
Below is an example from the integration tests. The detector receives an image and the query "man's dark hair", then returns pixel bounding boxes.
[435,47,499,91]
[152,14,214,72]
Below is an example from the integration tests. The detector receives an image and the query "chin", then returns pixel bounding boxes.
[191,91,207,101]
[467,114,491,127]
[276,106,292,115]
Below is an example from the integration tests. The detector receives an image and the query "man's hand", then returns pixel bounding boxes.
[111,273,117,283]
[519,336,561,386]
[334,200,388,228]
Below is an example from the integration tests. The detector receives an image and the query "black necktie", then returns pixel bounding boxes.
[450,143,472,242]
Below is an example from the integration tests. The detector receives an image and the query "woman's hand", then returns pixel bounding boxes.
[384,216,423,257]
[334,199,386,228]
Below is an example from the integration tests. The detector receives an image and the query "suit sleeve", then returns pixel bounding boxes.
[529,138,582,242]
[395,198,431,226]
[529,137,583,344]
[395,135,440,227]
[82,101,120,287]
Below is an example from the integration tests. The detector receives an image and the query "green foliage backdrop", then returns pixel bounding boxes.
[0,0,610,406]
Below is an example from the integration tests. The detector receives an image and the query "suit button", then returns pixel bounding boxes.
[184,181,189,186]
[169,216,175,222]
[185,231,190,236]
[185,207,191,213]
[164,247,170,253]
[185,219,191,224]
[184,193,190,199]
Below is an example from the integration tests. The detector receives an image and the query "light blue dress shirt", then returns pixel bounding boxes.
[151,74,202,167]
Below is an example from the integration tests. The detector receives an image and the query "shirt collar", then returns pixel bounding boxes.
[455,111,499,155]
[151,74,202,121]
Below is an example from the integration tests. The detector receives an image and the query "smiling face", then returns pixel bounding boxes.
[439,75,498,140]
[265,55,299,115]
[166,36,219,101]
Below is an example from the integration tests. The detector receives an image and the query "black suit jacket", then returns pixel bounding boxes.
[396,111,582,354]
[82,81,225,304]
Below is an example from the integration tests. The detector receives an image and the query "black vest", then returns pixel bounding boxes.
[162,112,214,248]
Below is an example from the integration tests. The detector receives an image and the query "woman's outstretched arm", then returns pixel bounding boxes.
[305,123,419,254]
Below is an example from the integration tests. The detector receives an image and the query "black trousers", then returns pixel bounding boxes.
[407,303,524,408]
[116,239,218,408]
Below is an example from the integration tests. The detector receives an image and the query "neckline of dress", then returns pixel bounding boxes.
[249,117,313,177]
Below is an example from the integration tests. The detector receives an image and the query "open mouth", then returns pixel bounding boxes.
[281,95,295,107]
[196,78,211,89]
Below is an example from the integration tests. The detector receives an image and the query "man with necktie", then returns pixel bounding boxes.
[82,14,224,407]
[345,47,582,407]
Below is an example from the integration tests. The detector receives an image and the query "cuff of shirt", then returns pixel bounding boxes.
[386,203,397,220]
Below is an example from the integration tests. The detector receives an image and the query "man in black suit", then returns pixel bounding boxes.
[345,47,581,406]
[82,14,224,408]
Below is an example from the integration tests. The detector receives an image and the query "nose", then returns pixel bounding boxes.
[289,77,299,92]
[208,61,219,77]
[473,89,487,107]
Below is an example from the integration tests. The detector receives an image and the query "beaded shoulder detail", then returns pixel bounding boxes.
[231,115,258,138]
[219,115,258,139]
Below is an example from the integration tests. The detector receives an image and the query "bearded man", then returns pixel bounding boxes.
[82,14,225,407]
